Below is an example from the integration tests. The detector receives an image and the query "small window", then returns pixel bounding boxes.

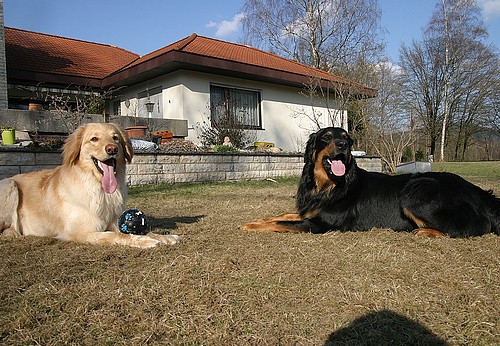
[112,100,121,116]
[210,85,262,129]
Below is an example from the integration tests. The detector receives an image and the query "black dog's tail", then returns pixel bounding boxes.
[486,190,500,235]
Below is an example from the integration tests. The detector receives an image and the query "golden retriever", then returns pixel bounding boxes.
[0,123,180,248]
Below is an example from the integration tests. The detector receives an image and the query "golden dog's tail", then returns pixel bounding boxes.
[0,178,21,236]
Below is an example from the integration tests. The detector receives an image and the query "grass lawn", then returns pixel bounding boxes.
[432,161,500,191]
[0,162,498,345]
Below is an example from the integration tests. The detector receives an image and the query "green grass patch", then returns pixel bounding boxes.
[129,176,300,198]
[432,161,499,190]
[432,161,499,176]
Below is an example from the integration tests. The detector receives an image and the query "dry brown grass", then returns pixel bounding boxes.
[1,167,499,345]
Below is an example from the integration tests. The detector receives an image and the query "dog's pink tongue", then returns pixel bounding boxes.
[98,161,117,194]
[331,160,346,176]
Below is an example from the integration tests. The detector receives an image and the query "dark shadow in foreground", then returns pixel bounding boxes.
[148,215,205,232]
[325,309,448,346]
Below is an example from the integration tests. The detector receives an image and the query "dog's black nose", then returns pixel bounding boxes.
[336,140,349,151]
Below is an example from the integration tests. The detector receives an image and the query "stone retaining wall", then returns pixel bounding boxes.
[127,152,305,186]
[0,148,382,185]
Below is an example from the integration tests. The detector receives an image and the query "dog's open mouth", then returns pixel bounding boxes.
[324,154,346,177]
[93,158,118,194]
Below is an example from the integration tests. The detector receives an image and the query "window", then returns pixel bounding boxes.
[112,100,121,116]
[210,85,262,129]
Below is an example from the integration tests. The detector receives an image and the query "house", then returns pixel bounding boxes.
[4,27,376,151]
[5,27,138,105]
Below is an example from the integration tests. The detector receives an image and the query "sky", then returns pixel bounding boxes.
[4,0,500,63]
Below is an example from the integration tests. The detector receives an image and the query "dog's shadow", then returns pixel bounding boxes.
[148,215,205,233]
[324,309,447,346]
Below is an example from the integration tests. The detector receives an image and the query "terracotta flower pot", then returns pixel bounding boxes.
[28,100,44,111]
[125,126,148,139]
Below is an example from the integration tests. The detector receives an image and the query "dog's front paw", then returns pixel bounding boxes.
[161,234,181,245]
[131,235,162,248]
[146,233,181,245]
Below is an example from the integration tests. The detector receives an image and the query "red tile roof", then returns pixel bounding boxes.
[119,34,374,94]
[5,27,139,80]
[5,27,375,97]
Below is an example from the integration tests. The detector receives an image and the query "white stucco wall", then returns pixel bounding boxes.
[114,70,347,151]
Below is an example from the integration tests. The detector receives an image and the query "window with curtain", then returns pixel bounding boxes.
[210,85,262,129]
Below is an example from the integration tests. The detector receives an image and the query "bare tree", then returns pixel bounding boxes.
[241,0,383,73]
[400,38,444,159]
[400,0,498,161]
[449,43,499,160]
[487,79,500,136]
[44,85,122,133]
[291,76,357,131]
[362,61,413,172]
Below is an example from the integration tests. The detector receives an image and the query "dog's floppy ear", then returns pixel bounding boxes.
[115,124,134,163]
[304,131,318,164]
[62,124,86,165]
[346,131,354,148]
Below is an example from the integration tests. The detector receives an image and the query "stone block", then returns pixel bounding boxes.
[238,156,255,163]
[174,173,199,183]
[132,155,157,164]
[357,157,382,172]
[156,155,180,164]
[35,152,62,165]
[215,163,234,172]
[130,174,158,186]
[157,174,175,184]
[137,164,163,174]
[0,152,35,165]
[0,165,20,179]
[179,155,203,164]
[126,165,138,175]
[160,164,177,174]
[226,171,246,181]
[185,163,216,173]
[222,155,238,163]
[197,171,226,182]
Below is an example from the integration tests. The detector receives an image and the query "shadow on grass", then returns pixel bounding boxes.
[148,215,205,231]
[325,309,447,346]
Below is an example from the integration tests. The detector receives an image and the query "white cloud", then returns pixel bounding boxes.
[476,0,500,21]
[206,13,245,38]
[375,60,403,75]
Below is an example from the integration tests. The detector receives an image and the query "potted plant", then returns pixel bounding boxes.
[1,127,16,145]
[28,82,45,111]
[28,98,44,111]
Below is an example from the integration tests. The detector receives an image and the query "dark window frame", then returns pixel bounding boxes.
[210,84,262,130]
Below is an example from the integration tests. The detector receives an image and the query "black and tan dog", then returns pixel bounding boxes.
[240,127,500,237]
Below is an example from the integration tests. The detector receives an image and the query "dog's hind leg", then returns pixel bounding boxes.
[239,213,304,232]
[0,179,21,237]
[402,208,446,237]
[401,176,495,237]
[240,213,321,233]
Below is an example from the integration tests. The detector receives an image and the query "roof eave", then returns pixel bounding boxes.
[7,68,103,89]
[103,51,376,98]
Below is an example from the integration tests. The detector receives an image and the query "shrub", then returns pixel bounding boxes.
[212,144,238,152]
